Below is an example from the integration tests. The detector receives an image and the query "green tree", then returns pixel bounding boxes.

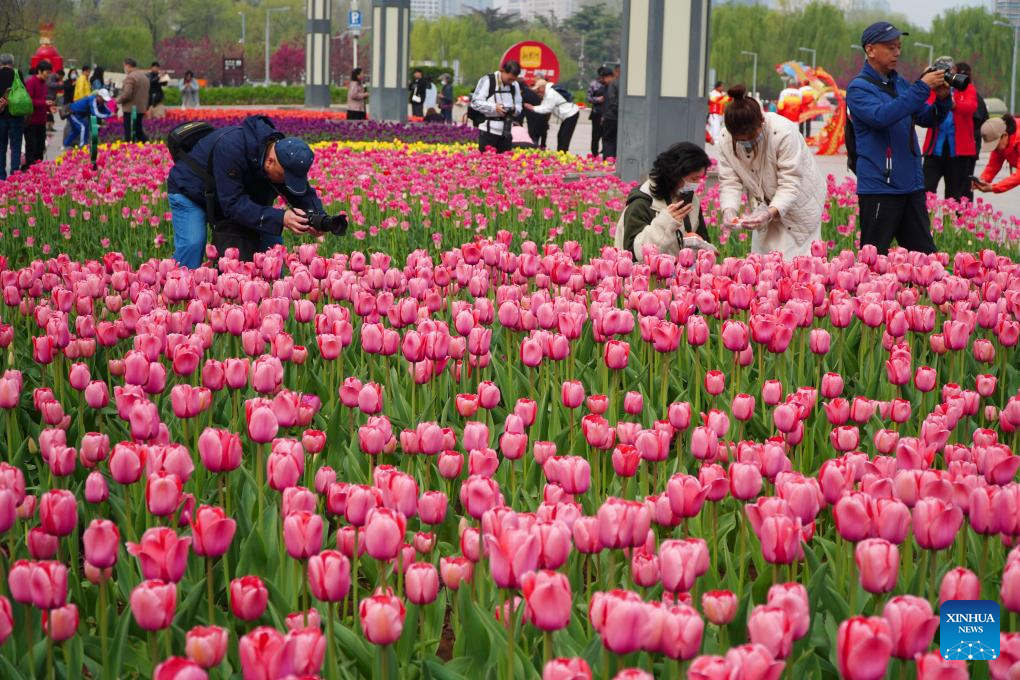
[561,2,620,85]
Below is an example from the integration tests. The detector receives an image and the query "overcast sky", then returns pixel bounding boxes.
[894,0,988,29]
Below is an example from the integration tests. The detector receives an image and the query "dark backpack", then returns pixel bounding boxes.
[167,121,216,162]
[467,74,519,127]
[846,75,904,175]
[551,84,572,102]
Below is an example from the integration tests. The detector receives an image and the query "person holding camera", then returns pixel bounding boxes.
[847,22,952,254]
[615,142,715,259]
[469,60,523,154]
[920,57,978,202]
[716,85,825,259]
[167,114,342,268]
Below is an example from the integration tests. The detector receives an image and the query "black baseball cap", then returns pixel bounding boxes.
[861,22,908,47]
[274,137,314,195]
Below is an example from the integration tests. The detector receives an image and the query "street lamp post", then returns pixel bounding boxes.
[239,12,246,44]
[914,42,934,68]
[996,21,1018,115]
[798,46,816,70]
[265,6,290,86]
[741,50,758,99]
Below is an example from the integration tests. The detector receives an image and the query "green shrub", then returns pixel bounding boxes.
[157,84,350,107]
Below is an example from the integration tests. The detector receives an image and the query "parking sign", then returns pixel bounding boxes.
[348,10,362,30]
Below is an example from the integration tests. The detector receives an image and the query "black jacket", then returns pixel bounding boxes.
[148,71,165,107]
[408,77,429,104]
[604,80,619,121]
[166,115,324,236]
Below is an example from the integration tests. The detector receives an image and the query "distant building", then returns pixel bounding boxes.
[493,0,580,21]
[411,0,442,19]
[997,0,1020,26]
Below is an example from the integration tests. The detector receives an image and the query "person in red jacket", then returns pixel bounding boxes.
[973,114,1020,194]
[921,58,978,201]
[24,60,55,168]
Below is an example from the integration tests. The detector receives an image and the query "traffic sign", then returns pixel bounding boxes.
[348,10,362,30]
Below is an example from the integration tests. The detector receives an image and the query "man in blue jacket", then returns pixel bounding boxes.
[847,22,952,254]
[167,115,325,268]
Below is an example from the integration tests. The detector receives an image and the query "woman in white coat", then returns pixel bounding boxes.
[716,85,826,259]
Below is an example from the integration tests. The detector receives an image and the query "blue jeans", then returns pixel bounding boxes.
[169,193,208,269]
[169,192,284,267]
[0,116,24,180]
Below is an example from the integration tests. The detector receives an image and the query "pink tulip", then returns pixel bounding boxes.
[912,498,963,550]
[359,594,406,645]
[238,627,284,680]
[542,658,592,680]
[854,538,898,594]
[152,657,207,680]
[747,604,794,659]
[701,590,737,625]
[83,518,120,569]
[198,428,243,472]
[837,616,892,680]
[230,575,268,621]
[283,510,323,560]
[364,507,406,561]
[440,556,474,590]
[42,603,79,642]
[39,488,77,537]
[939,567,980,606]
[186,625,229,669]
[724,643,785,680]
[0,596,11,645]
[405,562,440,605]
[915,651,967,680]
[882,595,938,659]
[127,527,192,582]
[659,538,709,593]
[190,505,236,558]
[130,579,177,631]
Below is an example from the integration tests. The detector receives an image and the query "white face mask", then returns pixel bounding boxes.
[681,182,700,193]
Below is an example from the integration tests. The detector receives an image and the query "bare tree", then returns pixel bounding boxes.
[0,0,31,50]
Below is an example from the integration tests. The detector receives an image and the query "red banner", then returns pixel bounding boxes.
[501,41,560,87]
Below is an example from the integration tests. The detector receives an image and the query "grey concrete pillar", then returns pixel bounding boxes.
[371,0,410,122]
[618,0,712,182]
[305,0,332,108]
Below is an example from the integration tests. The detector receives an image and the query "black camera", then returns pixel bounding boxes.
[306,212,348,235]
[925,59,969,91]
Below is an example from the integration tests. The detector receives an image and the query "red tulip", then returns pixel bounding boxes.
[130,580,176,631]
[185,625,229,669]
[359,594,406,645]
[836,616,892,680]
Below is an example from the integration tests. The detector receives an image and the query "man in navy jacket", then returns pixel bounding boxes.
[847,22,952,254]
[167,115,325,267]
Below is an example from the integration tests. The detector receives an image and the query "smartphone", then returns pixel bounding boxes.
[968,176,981,183]
[676,190,695,204]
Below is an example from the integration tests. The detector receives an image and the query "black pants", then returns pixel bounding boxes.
[556,113,579,153]
[479,130,511,154]
[602,118,618,160]
[923,148,974,202]
[347,110,366,121]
[23,124,46,167]
[411,103,423,118]
[858,191,937,255]
[590,113,602,156]
[124,113,147,143]
[527,114,548,149]
[211,221,262,262]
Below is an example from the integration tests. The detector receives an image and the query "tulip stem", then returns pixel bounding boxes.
[257,443,265,524]
[206,558,216,624]
[506,590,516,680]
[543,629,553,666]
[352,528,360,629]
[99,580,108,675]
[930,549,938,607]
[327,602,338,680]
[46,636,53,680]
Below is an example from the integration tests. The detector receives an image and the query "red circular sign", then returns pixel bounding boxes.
[501,41,560,88]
